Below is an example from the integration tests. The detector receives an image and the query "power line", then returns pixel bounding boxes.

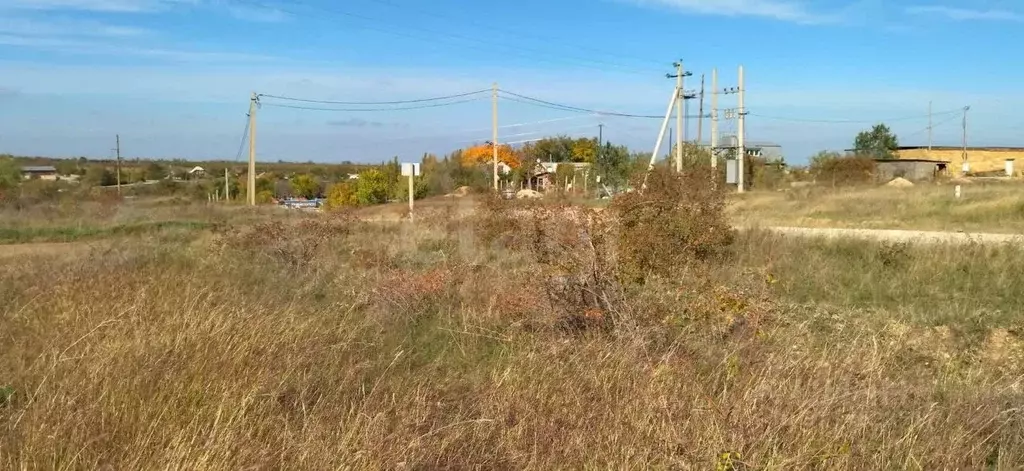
[748,108,962,124]
[903,113,961,139]
[258,89,489,105]
[499,90,663,119]
[234,113,251,161]
[237,0,661,77]
[359,0,668,72]
[500,90,707,119]
[260,97,485,112]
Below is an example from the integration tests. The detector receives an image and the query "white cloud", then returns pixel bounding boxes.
[0,0,179,12]
[225,4,290,22]
[624,0,833,23]
[0,35,272,62]
[0,17,150,37]
[905,5,1024,21]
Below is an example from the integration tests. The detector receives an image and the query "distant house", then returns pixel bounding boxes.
[529,161,592,191]
[21,166,58,181]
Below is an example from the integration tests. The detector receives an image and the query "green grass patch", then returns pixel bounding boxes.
[0,220,213,244]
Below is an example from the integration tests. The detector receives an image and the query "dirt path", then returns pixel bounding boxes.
[761,226,1024,245]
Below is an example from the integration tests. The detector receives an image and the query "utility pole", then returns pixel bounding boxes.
[248,92,258,206]
[697,73,705,147]
[674,61,683,172]
[961,105,970,174]
[492,82,499,191]
[644,84,682,188]
[737,65,746,194]
[928,100,933,155]
[115,134,122,193]
[224,168,230,202]
[710,68,719,168]
[667,61,692,172]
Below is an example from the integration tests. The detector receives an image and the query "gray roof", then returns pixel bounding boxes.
[21,166,57,173]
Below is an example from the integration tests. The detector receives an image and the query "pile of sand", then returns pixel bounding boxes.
[445,186,471,198]
[516,189,543,199]
[886,177,915,188]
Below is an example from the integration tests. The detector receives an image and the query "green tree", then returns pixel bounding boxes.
[355,168,390,205]
[54,159,79,176]
[83,166,116,186]
[290,173,321,199]
[0,157,21,190]
[854,123,899,159]
[594,142,632,191]
[144,162,166,181]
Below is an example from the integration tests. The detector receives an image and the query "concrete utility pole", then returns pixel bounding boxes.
[645,84,681,179]
[115,134,121,194]
[248,92,258,206]
[224,168,230,202]
[928,100,933,155]
[697,73,705,147]
[492,82,499,191]
[666,61,691,172]
[961,105,970,174]
[710,68,719,168]
[674,61,683,172]
[737,65,746,194]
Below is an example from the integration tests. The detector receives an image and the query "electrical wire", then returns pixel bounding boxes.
[902,113,961,139]
[234,113,251,161]
[499,91,664,119]
[258,89,489,105]
[500,90,709,119]
[235,0,663,78]
[359,0,669,72]
[748,108,962,124]
[260,96,485,112]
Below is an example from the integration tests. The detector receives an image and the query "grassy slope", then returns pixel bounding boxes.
[730,183,1024,233]
[1,202,1023,469]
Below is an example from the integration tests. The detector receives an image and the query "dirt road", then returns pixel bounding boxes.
[761,226,1024,245]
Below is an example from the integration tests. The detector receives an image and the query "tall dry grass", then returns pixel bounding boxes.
[1,189,1023,469]
[730,182,1024,233]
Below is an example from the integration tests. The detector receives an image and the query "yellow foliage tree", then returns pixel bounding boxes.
[463,143,521,168]
[324,181,359,210]
[571,138,598,163]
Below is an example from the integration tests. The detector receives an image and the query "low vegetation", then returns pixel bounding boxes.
[730,181,1024,233]
[2,167,1022,469]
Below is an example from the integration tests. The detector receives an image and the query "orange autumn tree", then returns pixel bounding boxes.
[463,143,521,168]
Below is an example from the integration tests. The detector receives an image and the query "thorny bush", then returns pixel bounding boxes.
[475,166,742,334]
[611,166,734,283]
[218,215,354,267]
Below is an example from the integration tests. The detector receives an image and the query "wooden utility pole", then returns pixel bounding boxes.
[492,82,499,191]
[697,73,705,147]
[710,68,719,168]
[737,65,746,194]
[224,168,230,202]
[115,134,121,193]
[248,92,258,206]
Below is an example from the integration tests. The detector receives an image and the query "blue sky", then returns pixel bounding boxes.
[1,0,1023,164]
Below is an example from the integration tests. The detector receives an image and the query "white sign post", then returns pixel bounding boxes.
[401,163,421,222]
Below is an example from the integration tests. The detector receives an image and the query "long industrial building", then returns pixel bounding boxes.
[895,146,1022,176]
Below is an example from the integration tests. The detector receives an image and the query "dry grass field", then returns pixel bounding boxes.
[730,182,1024,234]
[2,177,1023,469]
